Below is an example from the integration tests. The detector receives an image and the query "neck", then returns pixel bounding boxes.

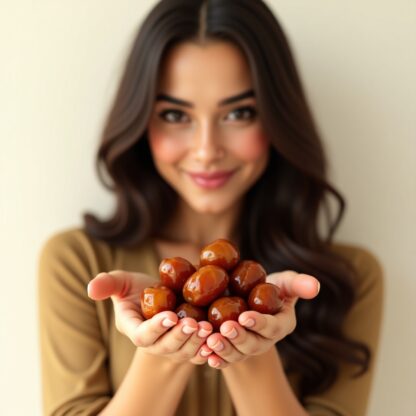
[158,199,242,248]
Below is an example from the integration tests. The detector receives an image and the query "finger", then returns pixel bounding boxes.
[87,273,123,300]
[134,311,178,347]
[87,270,157,300]
[190,339,214,365]
[266,271,320,299]
[206,333,244,365]
[112,299,144,338]
[196,321,213,340]
[176,321,213,359]
[238,309,296,341]
[151,318,199,355]
[189,322,214,365]
[207,353,229,370]
[219,320,266,356]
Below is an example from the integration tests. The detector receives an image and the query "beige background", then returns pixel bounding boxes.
[1,1,415,414]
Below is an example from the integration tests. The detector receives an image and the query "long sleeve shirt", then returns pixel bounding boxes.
[38,228,383,415]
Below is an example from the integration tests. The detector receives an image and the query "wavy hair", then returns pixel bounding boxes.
[83,0,370,398]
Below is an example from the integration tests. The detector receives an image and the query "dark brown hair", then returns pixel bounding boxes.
[84,0,370,398]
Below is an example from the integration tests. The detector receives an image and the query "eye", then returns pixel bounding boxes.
[225,106,257,122]
[158,109,190,123]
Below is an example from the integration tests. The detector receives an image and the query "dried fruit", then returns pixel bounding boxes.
[183,265,229,307]
[208,296,248,331]
[200,239,240,270]
[140,286,176,319]
[229,260,266,297]
[159,257,196,293]
[175,303,207,321]
[248,283,282,315]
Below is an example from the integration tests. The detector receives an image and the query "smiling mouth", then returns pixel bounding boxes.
[186,169,238,189]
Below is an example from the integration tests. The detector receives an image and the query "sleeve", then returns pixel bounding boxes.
[304,246,384,416]
[37,229,112,415]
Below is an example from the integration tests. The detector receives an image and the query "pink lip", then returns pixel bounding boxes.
[187,169,237,189]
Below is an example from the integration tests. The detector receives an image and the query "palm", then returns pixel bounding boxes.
[88,270,159,334]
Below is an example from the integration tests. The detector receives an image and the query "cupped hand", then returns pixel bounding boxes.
[87,270,213,365]
[204,270,320,369]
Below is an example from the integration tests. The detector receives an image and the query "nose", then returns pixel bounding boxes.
[191,120,225,164]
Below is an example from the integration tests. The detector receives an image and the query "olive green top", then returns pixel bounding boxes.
[38,228,383,416]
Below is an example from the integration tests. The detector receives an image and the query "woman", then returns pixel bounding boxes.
[38,0,383,415]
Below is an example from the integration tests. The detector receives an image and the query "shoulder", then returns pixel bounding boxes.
[40,227,111,266]
[40,227,98,252]
[38,227,121,285]
[329,242,384,301]
[39,227,157,282]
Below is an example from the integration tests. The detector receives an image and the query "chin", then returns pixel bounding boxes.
[186,196,236,216]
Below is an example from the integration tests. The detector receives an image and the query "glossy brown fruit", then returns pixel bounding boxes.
[229,260,267,297]
[208,296,248,331]
[140,286,176,320]
[175,303,207,322]
[159,257,196,293]
[200,239,240,270]
[248,283,282,315]
[182,265,229,307]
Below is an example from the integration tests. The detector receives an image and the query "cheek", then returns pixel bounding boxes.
[148,128,185,164]
[230,130,269,162]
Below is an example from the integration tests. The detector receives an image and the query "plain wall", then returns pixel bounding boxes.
[1,1,415,414]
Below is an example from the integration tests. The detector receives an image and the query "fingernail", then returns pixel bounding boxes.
[200,349,211,357]
[162,318,176,328]
[182,325,197,334]
[197,328,210,338]
[317,281,321,293]
[242,318,255,328]
[225,328,238,339]
[213,341,224,351]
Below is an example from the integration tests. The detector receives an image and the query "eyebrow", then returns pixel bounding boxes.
[155,89,255,108]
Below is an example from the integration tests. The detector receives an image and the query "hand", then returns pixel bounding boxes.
[203,270,320,369]
[87,270,213,365]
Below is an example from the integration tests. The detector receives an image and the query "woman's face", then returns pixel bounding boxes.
[147,40,270,215]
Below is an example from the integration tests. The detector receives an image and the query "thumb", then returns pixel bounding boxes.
[87,270,130,300]
[87,270,159,300]
[87,273,127,300]
[266,270,320,300]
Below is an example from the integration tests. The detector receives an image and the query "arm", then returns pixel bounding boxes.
[222,348,308,416]
[38,231,113,415]
[87,271,213,416]
[302,247,384,416]
[204,249,384,416]
[203,271,317,416]
[38,231,212,415]
[99,350,193,416]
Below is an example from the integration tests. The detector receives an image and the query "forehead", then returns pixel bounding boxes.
[156,40,254,98]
